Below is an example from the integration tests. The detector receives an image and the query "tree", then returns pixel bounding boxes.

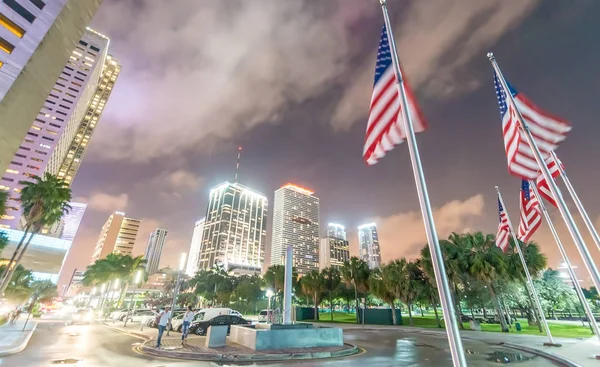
[537,269,578,319]
[321,267,341,321]
[369,264,398,325]
[0,191,7,256]
[0,173,72,294]
[418,271,442,327]
[177,292,198,307]
[233,275,263,314]
[465,232,509,332]
[300,270,325,320]
[115,255,147,307]
[2,265,33,303]
[341,257,370,322]
[83,253,126,308]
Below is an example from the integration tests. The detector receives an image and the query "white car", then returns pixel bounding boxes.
[109,309,128,320]
[258,309,271,323]
[125,310,156,323]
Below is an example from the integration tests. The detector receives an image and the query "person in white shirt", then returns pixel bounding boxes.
[155,306,171,348]
[181,305,195,344]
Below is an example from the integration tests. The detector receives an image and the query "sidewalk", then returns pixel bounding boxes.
[0,319,37,356]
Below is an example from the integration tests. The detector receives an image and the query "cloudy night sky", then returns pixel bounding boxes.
[57,0,600,288]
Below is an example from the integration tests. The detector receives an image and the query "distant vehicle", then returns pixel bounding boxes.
[72,309,93,324]
[146,309,185,329]
[258,309,271,323]
[125,309,156,323]
[189,315,251,336]
[194,308,237,323]
[230,310,242,318]
[109,309,128,320]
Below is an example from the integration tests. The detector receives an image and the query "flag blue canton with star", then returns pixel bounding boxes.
[497,198,504,217]
[494,73,518,117]
[373,25,392,86]
[522,180,531,201]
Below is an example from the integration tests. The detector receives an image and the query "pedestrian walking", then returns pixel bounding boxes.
[181,305,195,345]
[155,306,171,348]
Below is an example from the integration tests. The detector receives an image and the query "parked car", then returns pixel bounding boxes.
[189,315,251,336]
[109,309,128,320]
[258,309,271,323]
[125,309,156,323]
[72,309,94,324]
[145,309,184,329]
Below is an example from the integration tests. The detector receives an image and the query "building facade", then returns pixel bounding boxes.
[0,0,103,175]
[198,182,267,276]
[185,218,205,277]
[271,184,320,275]
[144,228,167,275]
[91,212,140,263]
[0,28,109,229]
[327,223,346,241]
[358,223,381,269]
[319,224,350,270]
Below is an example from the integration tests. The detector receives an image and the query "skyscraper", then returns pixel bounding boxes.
[198,182,267,276]
[185,218,205,277]
[358,223,381,269]
[0,28,110,229]
[144,228,167,275]
[91,212,140,264]
[44,201,87,241]
[320,223,350,270]
[271,184,320,275]
[0,0,103,175]
[57,54,120,184]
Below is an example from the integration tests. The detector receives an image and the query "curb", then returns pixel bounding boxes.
[501,342,583,367]
[101,322,153,341]
[0,322,37,357]
[138,340,359,362]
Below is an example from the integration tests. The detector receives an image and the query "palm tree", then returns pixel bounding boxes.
[370,264,399,325]
[321,267,341,321]
[465,232,509,332]
[2,265,33,303]
[0,190,7,216]
[300,270,325,320]
[396,259,423,326]
[115,255,147,307]
[418,271,442,328]
[0,173,71,294]
[341,257,370,322]
[83,253,125,309]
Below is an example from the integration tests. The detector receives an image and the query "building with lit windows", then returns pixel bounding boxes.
[43,201,87,240]
[185,218,205,277]
[271,184,320,275]
[0,0,103,175]
[57,54,120,184]
[198,182,267,276]
[144,228,167,275]
[91,212,141,264]
[358,223,381,269]
[319,223,350,270]
[0,28,109,229]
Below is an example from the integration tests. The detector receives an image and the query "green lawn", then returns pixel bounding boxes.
[317,312,594,339]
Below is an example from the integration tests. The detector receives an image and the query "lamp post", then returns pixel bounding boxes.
[124,270,143,327]
[167,253,186,336]
[266,289,274,324]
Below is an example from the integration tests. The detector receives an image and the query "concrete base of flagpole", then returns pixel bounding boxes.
[543,342,562,347]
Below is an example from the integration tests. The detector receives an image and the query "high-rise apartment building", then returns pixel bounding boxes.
[0,0,103,175]
[144,228,167,275]
[358,223,381,269]
[58,54,120,184]
[198,182,267,276]
[319,223,350,270]
[0,28,109,229]
[91,212,140,263]
[43,201,87,240]
[271,184,320,275]
[185,218,205,277]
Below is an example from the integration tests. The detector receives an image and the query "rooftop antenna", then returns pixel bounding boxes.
[234,146,242,183]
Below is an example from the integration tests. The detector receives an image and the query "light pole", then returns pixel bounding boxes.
[266,289,274,324]
[167,253,186,336]
[124,270,143,327]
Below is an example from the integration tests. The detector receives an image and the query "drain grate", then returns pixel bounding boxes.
[51,358,82,364]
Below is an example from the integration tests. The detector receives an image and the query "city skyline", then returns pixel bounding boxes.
[54,1,600,289]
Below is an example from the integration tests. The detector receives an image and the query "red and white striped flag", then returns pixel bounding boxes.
[518,180,542,242]
[363,25,427,165]
[496,198,510,253]
[536,156,563,207]
[493,74,571,180]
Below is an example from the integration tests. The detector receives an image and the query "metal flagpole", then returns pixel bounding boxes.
[488,53,600,292]
[495,187,559,346]
[381,2,467,365]
[551,151,600,253]
[530,181,600,341]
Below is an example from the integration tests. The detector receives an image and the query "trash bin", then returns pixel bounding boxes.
[515,322,521,331]
[469,320,481,331]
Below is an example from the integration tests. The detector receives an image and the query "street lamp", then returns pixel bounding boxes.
[167,253,186,336]
[124,270,143,327]
[266,289,274,324]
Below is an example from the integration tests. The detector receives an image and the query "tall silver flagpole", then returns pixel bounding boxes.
[381,2,467,365]
[495,187,558,347]
[551,151,600,253]
[488,53,600,292]
[530,181,600,341]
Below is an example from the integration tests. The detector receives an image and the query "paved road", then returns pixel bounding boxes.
[0,320,561,366]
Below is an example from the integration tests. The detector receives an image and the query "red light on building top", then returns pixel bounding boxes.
[281,183,314,195]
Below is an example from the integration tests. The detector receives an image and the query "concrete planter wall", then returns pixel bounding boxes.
[230,325,343,351]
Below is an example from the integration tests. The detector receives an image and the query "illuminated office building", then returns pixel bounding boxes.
[327,223,346,241]
[185,218,205,277]
[319,223,350,270]
[144,228,167,275]
[198,182,267,276]
[271,184,320,275]
[358,223,381,269]
[91,212,140,264]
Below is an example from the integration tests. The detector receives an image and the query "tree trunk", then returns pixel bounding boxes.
[330,292,334,321]
[117,282,129,308]
[390,303,397,325]
[313,294,319,321]
[521,279,541,330]
[408,302,413,326]
[353,281,359,323]
[431,295,441,328]
[420,305,425,317]
[0,230,35,295]
[488,284,509,332]
[452,284,464,330]
[483,307,488,319]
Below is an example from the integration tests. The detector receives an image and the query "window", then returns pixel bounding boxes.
[90,45,100,52]
[5,169,18,174]
[10,161,22,166]
[79,40,88,47]
[0,36,15,54]
[42,136,54,142]
[28,0,44,10]
[65,66,74,71]
[2,0,36,23]
[15,154,26,158]
[0,12,25,38]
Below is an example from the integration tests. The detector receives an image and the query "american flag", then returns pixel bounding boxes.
[518,180,542,242]
[494,73,571,180]
[536,156,563,207]
[363,25,427,165]
[496,198,510,253]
